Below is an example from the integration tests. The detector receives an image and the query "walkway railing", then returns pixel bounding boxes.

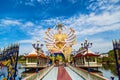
[75,63,102,68]
[24,65,54,80]
[68,65,108,80]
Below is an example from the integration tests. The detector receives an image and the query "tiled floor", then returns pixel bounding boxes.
[42,66,84,80]
[57,66,72,80]
[65,67,85,80]
[42,67,58,80]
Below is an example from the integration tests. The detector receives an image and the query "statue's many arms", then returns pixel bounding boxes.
[45,24,76,61]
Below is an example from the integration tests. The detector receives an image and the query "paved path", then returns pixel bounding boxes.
[65,67,85,80]
[57,66,72,80]
[42,67,58,80]
[42,66,84,80]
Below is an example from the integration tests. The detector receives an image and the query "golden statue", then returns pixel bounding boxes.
[44,24,76,61]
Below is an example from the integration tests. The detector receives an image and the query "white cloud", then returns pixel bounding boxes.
[37,0,42,2]
[19,41,48,55]
[88,0,120,13]
[23,21,34,27]
[90,38,113,53]
[0,19,21,26]
[28,28,46,37]
[109,0,119,4]
[41,9,120,36]
[0,19,37,29]
[72,38,113,53]
[18,0,62,7]
[19,44,33,54]
[77,23,120,36]
[71,11,120,36]
[19,40,34,43]
[68,0,78,4]
[25,2,35,6]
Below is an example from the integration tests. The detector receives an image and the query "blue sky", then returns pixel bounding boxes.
[0,0,120,54]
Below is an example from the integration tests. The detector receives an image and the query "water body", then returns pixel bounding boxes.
[0,64,25,80]
[99,64,118,80]
[0,67,8,80]
[99,68,118,80]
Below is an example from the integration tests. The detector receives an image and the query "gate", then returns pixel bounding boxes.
[0,44,19,80]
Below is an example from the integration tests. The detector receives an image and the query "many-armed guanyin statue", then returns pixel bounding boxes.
[44,24,76,61]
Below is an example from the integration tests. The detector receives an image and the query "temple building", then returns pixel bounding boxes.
[74,50,102,68]
[22,51,48,69]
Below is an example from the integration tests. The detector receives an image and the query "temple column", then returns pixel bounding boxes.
[95,57,97,63]
[26,58,28,64]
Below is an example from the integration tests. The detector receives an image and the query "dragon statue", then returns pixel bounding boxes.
[0,44,19,80]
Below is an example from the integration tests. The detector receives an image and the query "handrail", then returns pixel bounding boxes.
[68,65,109,80]
[24,65,54,80]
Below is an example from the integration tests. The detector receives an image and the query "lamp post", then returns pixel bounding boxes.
[81,39,92,72]
[32,41,43,73]
[113,40,120,80]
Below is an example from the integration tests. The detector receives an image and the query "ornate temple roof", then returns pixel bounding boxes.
[75,50,100,58]
[75,53,83,58]
[24,52,46,58]
[83,53,100,57]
